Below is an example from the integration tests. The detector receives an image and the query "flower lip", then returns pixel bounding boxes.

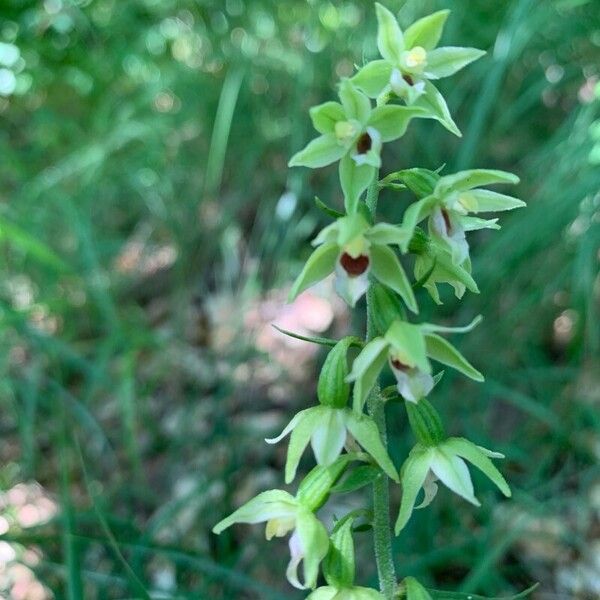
[390,357,410,371]
[340,252,370,276]
[356,132,372,154]
[403,73,414,86]
[441,208,452,233]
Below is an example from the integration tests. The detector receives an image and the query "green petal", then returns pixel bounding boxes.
[444,437,511,497]
[340,154,376,214]
[305,587,338,600]
[367,105,426,142]
[415,81,461,137]
[312,221,341,247]
[375,3,404,64]
[212,489,297,534]
[339,79,372,123]
[352,59,393,98]
[435,169,520,196]
[460,216,500,231]
[370,244,418,314]
[347,337,390,412]
[265,407,313,444]
[425,46,486,79]
[424,332,484,381]
[429,448,478,505]
[285,407,326,483]
[311,409,348,466]
[295,509,330,590]
[395,448,431,534]
[289,242,339,301]
[421,315,482,335]
[310,101,345,134]
[467,189,526,212]
[366,223,411,248]
[289,134,346,168]
[345,410,399,482]
[384,321,430,373]
[400,195,439,251]
[404,10,450,51]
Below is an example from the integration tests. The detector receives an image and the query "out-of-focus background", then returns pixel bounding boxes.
[0,0,599,598]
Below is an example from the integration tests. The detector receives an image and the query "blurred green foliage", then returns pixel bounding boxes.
[0,0,598,598]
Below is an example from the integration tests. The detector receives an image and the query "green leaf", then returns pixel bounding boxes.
[352,59,392,98]
[435,169,520,196]
[404,10,450,50]
[318,337,356,408]
[323,517,355,588]
[340,154,375,214]
[338,78,372,123]
[405,576,434,600]
[346,412,399,482]
[330,464,382,494]
[395,448,431,534]
[289,134,346,168]
[466,189,526,212]
[370,244,418,314]
[272,325,363,349]
[416,81,461,137]
[394,168,441,199]
[368,105,425,142]
[310,101,345,134]
[427,583,539,599]
[425,333,483,381]
[425,46,486,79]
[315,196,344,219]
[289,242,339,301]
[444,437,511,497]
[375,4,404,64]
[347,337,390,412]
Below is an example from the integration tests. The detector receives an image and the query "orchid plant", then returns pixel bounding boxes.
[214,5,533,599]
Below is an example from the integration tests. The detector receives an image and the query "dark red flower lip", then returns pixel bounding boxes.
[356,132,372,155]
[390,358,410,372]
[339,252,370,277]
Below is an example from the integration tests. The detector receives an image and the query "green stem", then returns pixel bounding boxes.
[365,175,397,598]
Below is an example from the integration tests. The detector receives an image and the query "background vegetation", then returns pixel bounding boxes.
[0,0,598,598]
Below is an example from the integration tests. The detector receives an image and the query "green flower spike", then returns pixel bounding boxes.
[266,338,399,484]
[395,437,511,534]
[289,212,416,310]
[347,317,483,411]
[352,4,485,136]
[402,169,524,265]
[289,78,426,213]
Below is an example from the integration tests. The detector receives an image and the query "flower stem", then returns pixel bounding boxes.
[365,174,397,599]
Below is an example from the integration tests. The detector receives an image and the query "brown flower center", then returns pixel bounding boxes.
[339,252,370,277]
[403,74,414,86]
[391,358,410,371]
[441,208,452,234]
[356,132,372,154]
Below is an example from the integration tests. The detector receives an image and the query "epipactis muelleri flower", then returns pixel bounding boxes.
[352,4,485,136]
[401,169,525,265]
[289,213,416,310]
[347,317,483,410]
[288,78,427,213]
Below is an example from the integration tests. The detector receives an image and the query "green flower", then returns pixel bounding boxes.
[306,585,385,599]
[266,405,399,484]
[402,169,524,265]
[395,438,511,533]
[352,4,485,136]
[347,318,483,411]
[213,489,328,589]
[289,78,425,212]
[289,213,416,310]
